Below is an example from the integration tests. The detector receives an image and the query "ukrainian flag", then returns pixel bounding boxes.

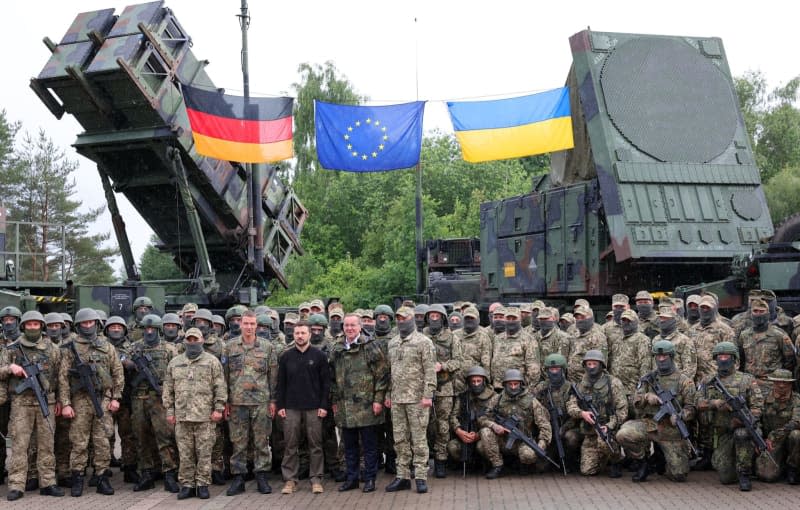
[447,87,574,163]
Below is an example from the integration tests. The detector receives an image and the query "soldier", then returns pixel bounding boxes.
[283,312,298,344]
[448,310,463,333]
[459,306,492,375]
[490,307,540,390]
[691,295,735,384]
[59,308,124,497]
[530,300,546,336]
[128,296,154,342]
[533,354,580,473]
[568,306,609,384]
[686,294,702,328]
[697,341,764,490]
[298,302,311,320]
[618,340,696,482]
[608,310,651,400]
[566,350,627,477]
[536,306,571,362]
[0,307,20,487]
[425,303,463,479]
[61,313,75,343]
[269,309,285,344]
[755,369,800,484]
[161,313,183,344]
[373,304,397,474]
[329,305,345,338]
[164,327,227,500]
[360,309,376,336]
[672,298,690,334]
[447,366,495,473]
[43,313,72,486]
[646,306,697,381]
[519,303,533,332]
[330,314,389,493]
[212,315,226,338]
[603,293,630,350]
[130,314,180,493]
[0,311,64,500]
[309,299,325,316]
[384,306,436,494]
[222,309,278,495]
[634,291,659,339]
[739,298,796,396]
[413,304,429,333]
[762,290,794,337]
[275,320,330,495]
[478,369,552,478]
[559,312,576,334]
[222,305,246,342]
[180,303,198,330]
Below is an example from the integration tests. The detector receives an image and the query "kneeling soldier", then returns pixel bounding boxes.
[755,369,800,484]
[447,366,495,474]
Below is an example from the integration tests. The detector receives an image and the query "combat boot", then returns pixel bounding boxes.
[434,460,447,478]
[632,458,649,482]
[226,475,245,496]
[70,471,84,497]
[164,470,179,493]
[96,474,114,495]
[123,465,140,484]
[211,469,226,486]
[385,478,411,492]
[25,477,39,491]
[415,479,428,494]
[197,485,210,499]
[177,486,195,500]
[787,468,798,485]
[133,469,155,491]
[7,489,23,501]
[691,448,713,471]
[88,470,98,487]
[110,456,121,468]
[485,465,503,479]
[738,472,752,491]
[608,463,622,478]
[40,485,65,497]
[384,456,397,475]
[255,471,272,494]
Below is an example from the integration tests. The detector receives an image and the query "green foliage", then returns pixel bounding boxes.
[139,235,185,293]
[764,166,800,225]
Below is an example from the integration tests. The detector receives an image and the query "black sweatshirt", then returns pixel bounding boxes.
[275,345,331,410]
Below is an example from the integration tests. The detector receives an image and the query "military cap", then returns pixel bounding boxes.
[574,298,590,309]
[703,291,719,304]
[463,306,480,319]
[658,296,673,306]
[504,307,520,318]
[353,308,364,317]
[635,290,653,301]
[612,294,629,305]
[537,307,555,320]
[573,305,593,318]
[298,302,311,312]
[672,297,684,308]
[605,310,614,319]
[329,308,345,319]
[519,303,532,313]
[184,327,203,340]
[657,306,675,318]
[401,299,416,308]
[750,298,769,312]
[461,301,475,311]
[284,312,299,324]
[793,314,800,328]
[620,309,638,322]
[492,306,507,317]
[760,289,777,301]
[559,312,575,324]
[269,309,279,322]
[453,301,464,310]
[360,309,373,319]
[686,294,702,306]
[181,303,198,314]
[699,295,717,308]
[309,299,325,310]
[550,307,561,321]
[767,369,796,382]
[395,306,414,318]
[531,300,546,311]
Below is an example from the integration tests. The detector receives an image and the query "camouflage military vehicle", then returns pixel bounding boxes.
[428,28,798,314]
[29,1,307,310]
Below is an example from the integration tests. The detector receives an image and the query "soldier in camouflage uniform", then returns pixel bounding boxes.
[478,369,552,478]
[222,305,247,343]
[566,350,627,477]
[459,306,492,376]
[425,304,463,478]
[755,369,800,484]
[618,340,696,482]
[644,307,697,381]
[686,294,702,329]
[739,298,796,397]
[536,307,571,364]
[529,300,546,336]
[448,311,463,335]
[180,303,198,331]
[384,307,436,494]
[42,313,72,486]
[533,354,580,473]
[222,310,278,495]
[488,304,505,346]
[696,341,764,490]
[0,311,64,500]
[0,305,22,482]
[130,314,180,493]
[373,305,397,474]
[568,306,609,384]
[330,314,389,492]
[283,312,298,344]
[59,308,124,497]
[447,366,495,472]
[164,327,227,500]
[490,308,540,390]
[212,315,226,338]
[608,310,651,410]
[691,295,735,384]
[519,303,533,332]
[268,309,285,344]
[128,296,154,342]
[360,309,376,336]
[603,294,629,351]
[161,313,183,344]
[413,304,429,334]
[634,290,659,340]
[559,312,576,334]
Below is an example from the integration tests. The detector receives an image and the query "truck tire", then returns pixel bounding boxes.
[772,213,800,243]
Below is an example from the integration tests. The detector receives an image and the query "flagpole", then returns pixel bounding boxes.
[413,16,425,301]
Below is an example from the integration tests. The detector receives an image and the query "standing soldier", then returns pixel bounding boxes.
[739,298,796,396]
[384,307,436,494]
[536,307,571,362]
[603,294,630,350]
[696,341,764,490]
[691,295,735,384]
[449,311,463,334]
[43,313,72,487]
[212,315,226,338]
[222,305,247,343]
[329,305,345,338]
[459,306,492,375]
[686,295,702,329]
[128,296,154,342]
[373,305,397,474]
[268,309,284,344]
[161,313,183,344]
[490,308,540,390]
[222,309,278,496]
[163,327,227,500]
[566,350,628,477]
[608,310,650,408]
[645,307,697,381]
[0,305,22,482]
[634,291,659,339]
[130,314,180,493]
[533,354,580,473]
[568,306,609,384]
[0,311,64,500]
[618,340,696,482]
[330,313,389,492]
[360,309,376,336]
[179,303,198,331]
[59,308,124,497]
[283,312,298,344]
[755,369,800,484]
[447,366,496,474]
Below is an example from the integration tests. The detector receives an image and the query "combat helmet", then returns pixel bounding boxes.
[651,340,675,356]
[582,349,606,367]
[712,341,738,359]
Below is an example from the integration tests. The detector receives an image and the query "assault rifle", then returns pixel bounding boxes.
[639,371,698,456]
[545,387,568,474]
[570,383,615,450]
[67,341,104,417]
[14,344,53,433]
[130,348,162,396]
[493,413,561,470]
[710,376,778,468]
[459,392,476,478]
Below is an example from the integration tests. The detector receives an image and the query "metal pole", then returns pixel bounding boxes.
[239,0,257,268]
[413,16,425,300]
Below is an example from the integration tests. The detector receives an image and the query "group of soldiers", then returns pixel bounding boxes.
[0,287,798,501]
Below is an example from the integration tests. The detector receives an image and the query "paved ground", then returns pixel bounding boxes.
[2,466,798,509]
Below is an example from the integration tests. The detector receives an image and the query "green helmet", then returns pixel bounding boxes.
[712,341,739,359]
[464,365,489,380]
[20,310,45,327]
[652,340,675,356]
[140,314,162,330]
[61,313,73,325]
[211,314,226,327]
[256,314,273,327]
[225,305,247,321]
[162,313,182,326]
[74,308,100,324]
[104,316,128,333]
[544,353,568,369]
[414,304,429,316]
[582,349,606,367]
[503,369,525,383]
[44,312,65,326]
[133,296,153,309]
[309,313,328,327]
[193,308,214,323]
[95,309,107,324]
[253,305,270,316]
[1,306,22,319]
[427,303,447,316]
[374,304,394,319]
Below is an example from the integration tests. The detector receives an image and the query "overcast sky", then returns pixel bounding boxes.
[2,0,797,272]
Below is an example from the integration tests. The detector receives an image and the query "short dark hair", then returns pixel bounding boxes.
[242,310,257,319]
[294,319,311,330]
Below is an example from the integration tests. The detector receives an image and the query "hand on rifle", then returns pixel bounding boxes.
[644,392,662,406]
[490,423,509,435]
[580,410,596,425]
[9,364,26,378]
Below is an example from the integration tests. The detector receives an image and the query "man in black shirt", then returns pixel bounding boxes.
[275,320,331,495]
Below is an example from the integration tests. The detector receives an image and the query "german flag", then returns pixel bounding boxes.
[182,84,293,163]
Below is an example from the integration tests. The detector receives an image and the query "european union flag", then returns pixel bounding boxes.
[315,100,425,172]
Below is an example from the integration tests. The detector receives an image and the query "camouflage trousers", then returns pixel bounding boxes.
[479,427,537,466]
[391,403,430,481]
[212,422,224,472]
[576,431,622,476]
[711,427,755,484]
[756,430,800,482]
[432,396,454,461]
[176,421,216,487]
[7,403,56,491]
[537,425,581,473]
[69,394,113,472]
[229,404,272,474]
[55,415,71,479]
[132,392,178,472]
[111,404,136,467]
[445,436,486,463]
[617,419,689,478]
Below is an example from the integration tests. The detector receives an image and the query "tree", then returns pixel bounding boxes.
[764,166,800,225]
[0,109,20,201]
[139,235,185,293]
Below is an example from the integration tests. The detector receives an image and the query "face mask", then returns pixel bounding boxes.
[135,308,148,322]
[23,328,41,342]
[493,320,506,334]
[107,329,125,342]
[46,326,62,340]
[539,320,555,335]
[576,318,593,334]
[449,321,462,331]
[504,384,523,397]
[398,319,415,337]
[143,329,160,346]
[329,318,343,336]
[213,324,224,336]
[182,317,193,329]
[716,357,735,376]
[656,356,675,375]
[428,318,443,335]
[531,317,541,332]
[773,384,792,401]
[637,303,653,319]
[547,369,565,387]
[362,324,375,335]
[505,320,520,335]
[196,323,210,337]
[375,318,391,335]
[310,331,324,344]
[414,317,426,332]
[521,315,532,328]
[612,309,623,324]
[270,321,280,334]
[256,328,271,339]
[752,313,769,332]
[185,342,204,359]
[228,322,241,336]
[622,321,638,336]
[62,325,71,339]
[767,300,777,321]
[284,325,294,342]
[687,308,700,323]
[163,325,179,341]
[699,307,716,326]
[659,318,677,337]
[586,365,602,380]
[470,381,486,395]
[464,317,479,334]
[78,324,97,341]
[675,305,685,319]
[2,320,19,337]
